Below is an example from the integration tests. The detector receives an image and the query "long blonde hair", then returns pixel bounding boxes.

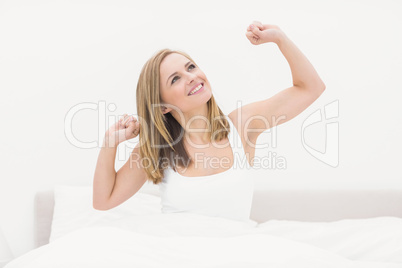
[136,48,230,184]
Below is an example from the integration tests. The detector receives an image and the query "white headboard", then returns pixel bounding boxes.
[34,188,402,249]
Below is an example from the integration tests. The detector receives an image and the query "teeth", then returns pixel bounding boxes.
[189,84,203,95]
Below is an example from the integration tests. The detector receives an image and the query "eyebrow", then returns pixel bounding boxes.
[166,61,192,86]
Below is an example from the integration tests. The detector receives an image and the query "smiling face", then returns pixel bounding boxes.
[159,53,212,115]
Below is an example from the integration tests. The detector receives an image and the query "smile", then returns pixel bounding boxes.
[188,83,204,96]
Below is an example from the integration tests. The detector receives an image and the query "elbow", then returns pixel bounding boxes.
[314,82,326,97]
[93,205,110,211]
[319,84,326,95]
[313,78,326,91]
[321,82,326,92]
[298,79,326,95]
[93,200,111,211]
[318,79,326,91]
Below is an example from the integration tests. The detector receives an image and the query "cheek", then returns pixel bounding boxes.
[200,74,209,86]
[162,86,185,102]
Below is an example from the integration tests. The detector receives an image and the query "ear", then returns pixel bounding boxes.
[162,105,172,114]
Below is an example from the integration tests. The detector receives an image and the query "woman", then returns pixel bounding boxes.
[93,21,326,221]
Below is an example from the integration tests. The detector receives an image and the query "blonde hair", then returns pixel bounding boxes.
[136,48,230,184]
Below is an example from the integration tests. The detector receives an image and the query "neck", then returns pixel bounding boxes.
[172,104,211,144]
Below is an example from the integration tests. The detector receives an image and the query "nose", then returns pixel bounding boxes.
[186,72,197,85]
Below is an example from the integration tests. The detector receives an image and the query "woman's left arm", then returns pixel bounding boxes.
[275,29,325,89]
[231,21,326,146]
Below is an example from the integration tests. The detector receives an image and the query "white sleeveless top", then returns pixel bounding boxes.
[159,115,254,222]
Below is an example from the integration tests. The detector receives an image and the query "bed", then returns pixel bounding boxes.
[6,185,402,267]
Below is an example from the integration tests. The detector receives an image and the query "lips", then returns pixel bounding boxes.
[188,82,203,96]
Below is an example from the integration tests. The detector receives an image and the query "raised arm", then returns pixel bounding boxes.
[93,114,146,210]
[231,21,325,146]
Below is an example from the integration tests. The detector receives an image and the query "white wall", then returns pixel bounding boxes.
[1,0,401,258]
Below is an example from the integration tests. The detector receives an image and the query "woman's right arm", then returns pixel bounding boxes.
[93,114,147,210]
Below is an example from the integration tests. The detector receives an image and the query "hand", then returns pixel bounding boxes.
[245,21,284,45]
[104,114,141,147]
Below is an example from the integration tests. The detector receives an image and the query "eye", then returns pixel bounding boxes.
[171,64,197,84]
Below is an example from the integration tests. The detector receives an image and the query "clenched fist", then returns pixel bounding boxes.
[245,21,284,45]
[104,114,141,147]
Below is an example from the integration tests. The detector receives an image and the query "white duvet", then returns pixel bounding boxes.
[6,213,402,268]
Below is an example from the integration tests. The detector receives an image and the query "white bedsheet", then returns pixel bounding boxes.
[6,213,402,268]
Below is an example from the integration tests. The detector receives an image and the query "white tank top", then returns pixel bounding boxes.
[159,115,255,222]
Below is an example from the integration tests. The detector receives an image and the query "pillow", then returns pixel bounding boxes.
[49,185,162,242]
